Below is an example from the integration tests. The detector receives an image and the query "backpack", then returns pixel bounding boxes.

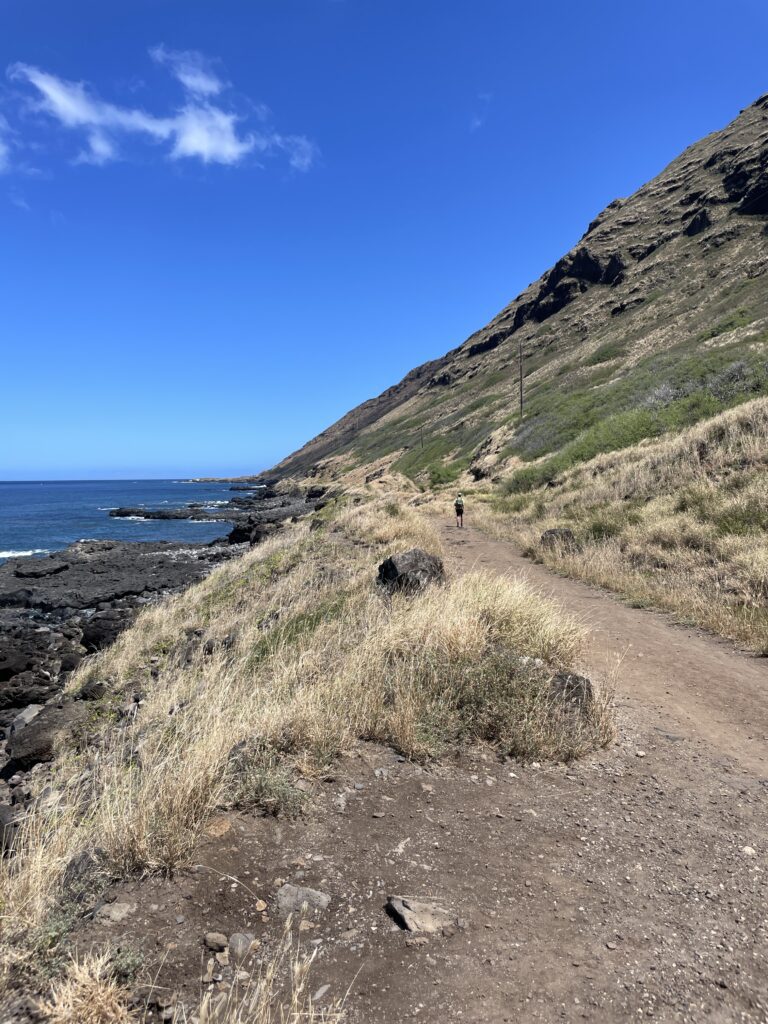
[455,496,464,512]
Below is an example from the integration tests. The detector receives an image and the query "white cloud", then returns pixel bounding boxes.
[149,45,223,97]
[0,114,11,171]
[170,104,254,164]
[274,134,318,172]
[6,54,316,171]
[8,189,29,210]
[76,129,118,166]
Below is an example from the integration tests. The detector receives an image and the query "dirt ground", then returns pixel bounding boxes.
[68,521,768,1023]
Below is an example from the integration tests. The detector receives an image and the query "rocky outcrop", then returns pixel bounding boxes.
[109,506,225,521]
[224,491,314,544]
[0,540,238,734]
[4,701,87,776]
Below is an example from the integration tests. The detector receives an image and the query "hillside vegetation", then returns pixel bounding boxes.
[1,498,612,1012]
[469,398,768,654]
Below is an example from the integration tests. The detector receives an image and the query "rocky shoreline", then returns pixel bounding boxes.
[0,482,328,831]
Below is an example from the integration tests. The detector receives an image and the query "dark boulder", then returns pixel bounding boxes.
[75,678,106,701]
[549,671,594,709]
[5,702,87,775]
[0,803,18,855]
[305,486,328,501]
[227,520,276,546]
[81,608,135,652]
[378,549,445,594]
[540,528,577,552]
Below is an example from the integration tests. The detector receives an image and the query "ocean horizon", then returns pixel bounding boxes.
[0,478,237,561]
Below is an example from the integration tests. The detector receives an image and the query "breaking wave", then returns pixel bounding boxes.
[0,548,50,558]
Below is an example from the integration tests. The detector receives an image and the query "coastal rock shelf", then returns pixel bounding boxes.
[0,539,237,730]
[0,482,326,800]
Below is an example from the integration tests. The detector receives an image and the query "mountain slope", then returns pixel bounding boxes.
[269,94,768,487]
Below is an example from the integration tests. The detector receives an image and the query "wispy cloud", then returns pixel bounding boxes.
[149,45,224,98]
[6,50,317,172]
[0,114,11,171]
[470,91,493,133]
[8,189,30,210]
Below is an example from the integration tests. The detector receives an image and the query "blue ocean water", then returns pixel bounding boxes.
[0,480,237,562]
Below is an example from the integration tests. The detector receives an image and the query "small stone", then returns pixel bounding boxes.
[313,984,330,1001]
[635,750,646,758]
[95,901,137,924]
[254,899,267,913]
[228,932,255,962]
[386,896,456,934]
[215,951,230,967]
[741,846,757,857]
[276,883,330,917]
[606,941,617,950]
[372,812,385,819]
[204,931,228,952]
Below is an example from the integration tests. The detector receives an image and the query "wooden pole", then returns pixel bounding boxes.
[518,339,524,419]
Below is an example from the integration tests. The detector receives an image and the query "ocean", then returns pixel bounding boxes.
[0,479,237,562]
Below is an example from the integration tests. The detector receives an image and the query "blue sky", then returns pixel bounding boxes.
[2,0,766,479]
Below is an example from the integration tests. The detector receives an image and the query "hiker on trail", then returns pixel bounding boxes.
[454,492,465,528]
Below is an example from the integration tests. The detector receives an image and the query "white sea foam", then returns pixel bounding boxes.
[97,507,119,511]
[0,549,50,558]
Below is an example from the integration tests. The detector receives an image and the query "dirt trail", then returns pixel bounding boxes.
[66,522,768,1024]
[438,521,768,777]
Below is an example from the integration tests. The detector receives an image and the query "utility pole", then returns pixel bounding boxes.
[518,339,524,419]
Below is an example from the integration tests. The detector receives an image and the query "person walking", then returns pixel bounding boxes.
[454,492,465,528]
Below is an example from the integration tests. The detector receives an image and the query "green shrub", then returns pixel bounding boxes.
[584,340,626,365]
[428,458,470,487]
[584,516,624,542]
[504,384,763,494]
[697,309,753,341]
[711,500,768,536]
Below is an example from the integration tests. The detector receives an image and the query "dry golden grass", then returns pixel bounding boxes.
[473,397,768,653]
[39,951,133,1024]
[0,497,611,996]
[195,920,345,1024]
[37,924,344,1024]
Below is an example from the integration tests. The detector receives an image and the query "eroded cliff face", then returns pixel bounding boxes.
[268,94,768,485]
